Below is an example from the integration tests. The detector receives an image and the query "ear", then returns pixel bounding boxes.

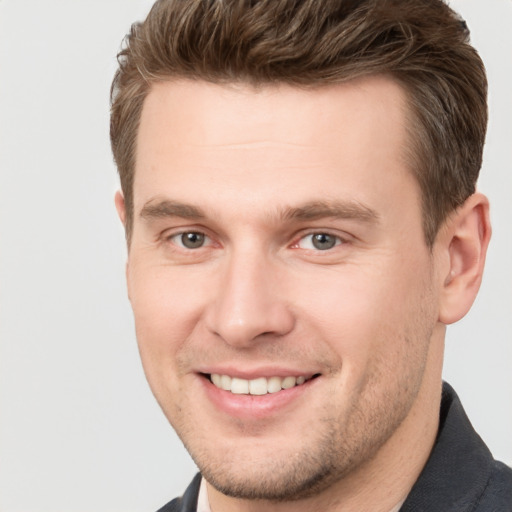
[115,190,132,300]
[115,190,126,226]
[438,192,491,325]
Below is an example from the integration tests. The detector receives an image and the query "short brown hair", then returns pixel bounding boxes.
[110,0,487,246]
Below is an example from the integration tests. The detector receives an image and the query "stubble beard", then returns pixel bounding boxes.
[180,349,430,503]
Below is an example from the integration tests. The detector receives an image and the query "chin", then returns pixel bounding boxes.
[198,452,342,502]
[183,419,377,502]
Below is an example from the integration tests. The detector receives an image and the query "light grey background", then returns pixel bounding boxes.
[0,1,510,511]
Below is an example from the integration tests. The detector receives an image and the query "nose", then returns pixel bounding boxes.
[204,249,295,347]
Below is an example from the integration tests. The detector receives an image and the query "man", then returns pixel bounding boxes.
[110,0,512,510]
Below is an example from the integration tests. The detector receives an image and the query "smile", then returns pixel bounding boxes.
[209,374,316,395]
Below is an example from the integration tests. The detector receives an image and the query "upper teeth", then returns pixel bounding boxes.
[210,374,307,395]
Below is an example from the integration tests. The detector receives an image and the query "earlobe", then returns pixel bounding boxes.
[438,192,491,325]
[115,190,127,226]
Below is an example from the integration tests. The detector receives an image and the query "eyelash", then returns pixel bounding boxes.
[165,231,214,250]
[292,232,345,251]
[163,230,346,252]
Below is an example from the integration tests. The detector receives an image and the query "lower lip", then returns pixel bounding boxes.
[200,375,317,420]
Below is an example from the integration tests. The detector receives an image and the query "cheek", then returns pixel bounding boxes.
[128,265,208,369]
[127,266,212,419]
[294,257,434,367]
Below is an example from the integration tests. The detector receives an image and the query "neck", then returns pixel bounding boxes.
[207,329,445,512]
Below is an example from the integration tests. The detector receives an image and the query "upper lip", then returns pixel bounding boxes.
[196,366,320,380]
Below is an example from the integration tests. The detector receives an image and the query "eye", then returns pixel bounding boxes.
[296,233,342,251]
[170,231,209,249]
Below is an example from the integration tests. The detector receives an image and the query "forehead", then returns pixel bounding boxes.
[133,77,416,220]
[137,76,408,149]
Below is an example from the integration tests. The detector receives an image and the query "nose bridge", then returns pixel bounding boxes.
[206,243,294,346]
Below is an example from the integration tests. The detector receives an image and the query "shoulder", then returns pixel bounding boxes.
[156,473,202,512]
[474,460,512,511]
[401,383,512,511]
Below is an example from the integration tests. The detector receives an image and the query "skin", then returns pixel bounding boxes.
[116,77,490,512]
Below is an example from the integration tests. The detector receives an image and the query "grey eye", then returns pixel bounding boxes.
[180,232,206,249]
[311,233,337,250]
[297,233,341,251]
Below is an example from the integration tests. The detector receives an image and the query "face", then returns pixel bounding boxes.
[124,77,444,501]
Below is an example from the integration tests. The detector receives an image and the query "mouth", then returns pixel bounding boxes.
[204,373,320,396]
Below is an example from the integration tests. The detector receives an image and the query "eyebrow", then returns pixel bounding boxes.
[280,200,379,223]
[140,199,206,221]
[139,198,379,224]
